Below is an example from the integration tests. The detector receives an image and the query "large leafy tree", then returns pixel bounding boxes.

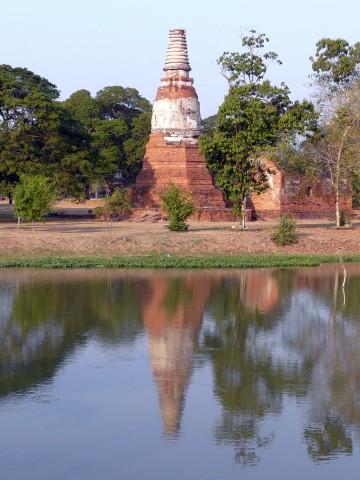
[0,65,94,199]
[63,86,151,188]
[307,38,360,226]
[200,30,317,228]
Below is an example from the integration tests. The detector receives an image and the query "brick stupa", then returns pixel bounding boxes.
[132,29,227,219]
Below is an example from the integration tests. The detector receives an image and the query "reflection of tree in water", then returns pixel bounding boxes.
[161,278,193,318]
[249,266,360,463]
[199,267,360,466]
[201,270,307,466]
[0,272,143,397]
[304,412,353,461]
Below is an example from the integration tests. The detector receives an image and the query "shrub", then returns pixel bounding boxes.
[94,188,131,221]
[271,213,298,245]
[160,182,196,231]
[13,174,56,231]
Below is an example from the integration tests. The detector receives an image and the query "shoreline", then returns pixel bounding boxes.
[1,253,360,269]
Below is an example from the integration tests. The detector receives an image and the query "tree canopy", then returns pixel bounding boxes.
[0,64,152,200]
[200,30,317,227]
[63,86,151,188]
[0,65,96,199]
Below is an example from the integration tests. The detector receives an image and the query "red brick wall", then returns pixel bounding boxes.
[132,134,226,210]
[247,159,353,220]
[132,145,353,221]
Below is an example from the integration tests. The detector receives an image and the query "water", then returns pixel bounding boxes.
[0,266,360,479]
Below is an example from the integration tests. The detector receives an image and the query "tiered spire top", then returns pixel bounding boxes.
[164,29,191,72]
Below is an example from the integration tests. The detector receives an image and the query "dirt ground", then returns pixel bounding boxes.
[1,200,360,257]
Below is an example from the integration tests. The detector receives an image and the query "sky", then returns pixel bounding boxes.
[2,0,360,118]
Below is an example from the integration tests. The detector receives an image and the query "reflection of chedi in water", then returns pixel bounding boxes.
[239,270,279,314]
[141,270,279,437]
[142,275,212,437]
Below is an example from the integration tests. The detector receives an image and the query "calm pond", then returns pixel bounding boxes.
[1,265,360,479]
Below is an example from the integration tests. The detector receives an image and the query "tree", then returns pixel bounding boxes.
[0,65,58,188]
[12,174,56,231]
[0,66,95,200]
[160,182,196,231]
[201,115,218,136]
[123,111,152,184]
[96,86,151,124]
[63,87,151,188]
[199,30,317,228]
[308,38,360,227]
[95,87,151,186]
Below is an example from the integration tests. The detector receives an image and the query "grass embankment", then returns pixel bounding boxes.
[1,254,360,269]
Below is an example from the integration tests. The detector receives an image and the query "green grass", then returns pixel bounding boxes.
[0,254,360,269]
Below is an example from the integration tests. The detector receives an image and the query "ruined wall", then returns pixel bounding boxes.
[247,159,283,219]
[246,158,353,220]
[280,174,352,218]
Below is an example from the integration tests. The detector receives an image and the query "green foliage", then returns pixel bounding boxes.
[271,213,298,245]
[0,66,96,200]
[12,175,56,227]
[160,182,196,231]
[123,111,152,183]
[95,86,151,123]
[200,30,317,225]
[63,87,151,187]
[94,188,131,221]
[201,115,218,136]
[218,30,282,86]
[269,136,313,176]
[310,38,360,88]
[1,254,360,269]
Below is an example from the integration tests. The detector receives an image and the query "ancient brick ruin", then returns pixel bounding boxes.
[132,29,352,221]
[131,29,229,220]
[248,158,352,220]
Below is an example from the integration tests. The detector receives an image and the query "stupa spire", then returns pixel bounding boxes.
[151,28,201,144]
[131,28,227,217]
[164,29,191,73]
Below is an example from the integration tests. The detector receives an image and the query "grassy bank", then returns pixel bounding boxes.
[0,254,360,269]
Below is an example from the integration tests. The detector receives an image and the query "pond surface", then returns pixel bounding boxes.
[1,265,360,479]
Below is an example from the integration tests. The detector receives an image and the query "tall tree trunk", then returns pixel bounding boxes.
[241,197,248,229]
[335,125,351,227]
[335,182,340,228]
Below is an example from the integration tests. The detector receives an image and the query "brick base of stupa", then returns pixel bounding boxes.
[131,134,236,220]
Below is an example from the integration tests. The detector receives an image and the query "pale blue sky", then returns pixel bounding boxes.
[2,0,359,117]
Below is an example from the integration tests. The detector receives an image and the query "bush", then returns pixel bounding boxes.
[271,213,298,245]
[160,182,196,231]
[94,188,131,221]
[13,174,56,231]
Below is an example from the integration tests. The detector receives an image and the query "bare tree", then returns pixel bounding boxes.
[307,78,360,226]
